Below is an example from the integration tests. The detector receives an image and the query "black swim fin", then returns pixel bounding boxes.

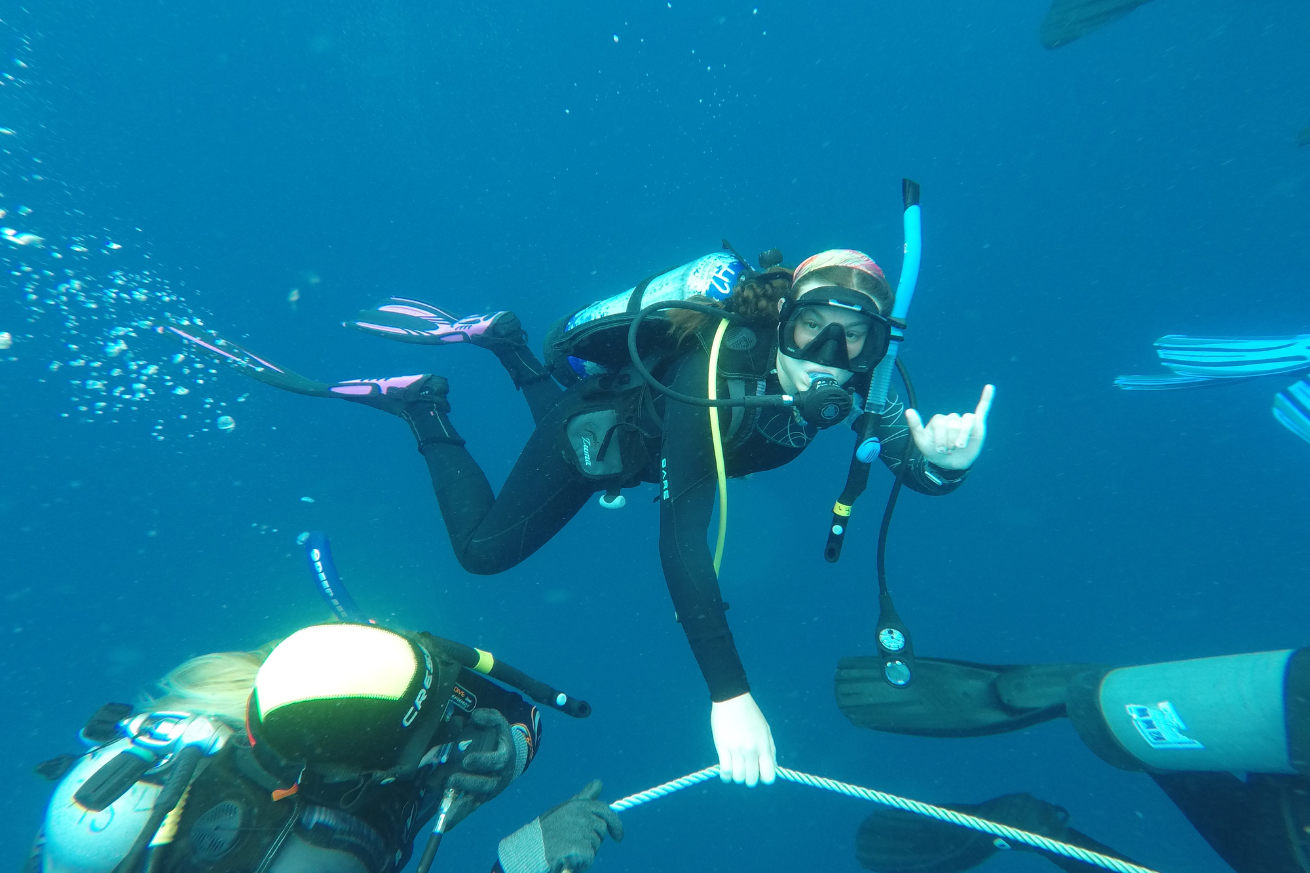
[835,657,1099,738]
[1040,0,1154,49]
[856,793,1136,873]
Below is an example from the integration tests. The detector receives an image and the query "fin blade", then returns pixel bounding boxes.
[1152,334,1310,377]
[1114,373,1225,390]
[1040,0,1154,49]
[835,657,1065,738]
[1274,378,1310,445]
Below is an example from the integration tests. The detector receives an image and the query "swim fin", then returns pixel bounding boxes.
[856,793,1135,873]
[165,322,335,397]
[1151,334,1310,379]
[347,298,524,347]
[1113,373,1244,391]
[1040,0,1154,50]
[1273,376,1310,445]
[165,322,446,416]
[835,658,1098,738]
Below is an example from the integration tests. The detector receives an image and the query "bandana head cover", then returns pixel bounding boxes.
[792,249,887,299]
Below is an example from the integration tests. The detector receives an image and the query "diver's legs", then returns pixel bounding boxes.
[483,328,563,425]
[419,388,594,575]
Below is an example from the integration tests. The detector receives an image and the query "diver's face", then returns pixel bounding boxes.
[774,300,861,394]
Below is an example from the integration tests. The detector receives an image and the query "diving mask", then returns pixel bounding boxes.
[778,287,890,374]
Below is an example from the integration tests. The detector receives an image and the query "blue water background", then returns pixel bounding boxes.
[3,1,1309,870]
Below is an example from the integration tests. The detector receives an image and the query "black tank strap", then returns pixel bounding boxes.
[626,272,664,315]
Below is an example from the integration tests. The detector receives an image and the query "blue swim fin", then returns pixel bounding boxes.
[1113,373,1242,391]
[1273,377,1310,445]
[1153,334,1310,379]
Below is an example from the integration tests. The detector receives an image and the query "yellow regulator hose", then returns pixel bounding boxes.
[707,319,730,575]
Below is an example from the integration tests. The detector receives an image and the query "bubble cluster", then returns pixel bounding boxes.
[1,18,239,440]
[5,233,244,436]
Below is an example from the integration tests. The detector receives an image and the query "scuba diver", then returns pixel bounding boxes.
[168,231,995,789]
[28,623,623,873]
[835,646,1310,872]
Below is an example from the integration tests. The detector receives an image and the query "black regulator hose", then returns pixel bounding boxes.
[626,299,855,431]
[626,299,789,409]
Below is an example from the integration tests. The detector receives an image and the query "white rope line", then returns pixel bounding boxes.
[610,764,1162,873]
[608,765,720,812]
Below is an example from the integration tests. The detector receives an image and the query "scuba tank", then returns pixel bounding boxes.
[543,251,749,385]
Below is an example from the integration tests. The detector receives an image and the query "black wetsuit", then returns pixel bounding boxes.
[420,344,967,702]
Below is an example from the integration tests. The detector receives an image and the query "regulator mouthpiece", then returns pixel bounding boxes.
[795,377,853,429]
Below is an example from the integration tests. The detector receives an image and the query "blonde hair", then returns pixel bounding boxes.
[139,649,269,726]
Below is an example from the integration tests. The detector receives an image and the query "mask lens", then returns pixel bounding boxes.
[782,294,889,373]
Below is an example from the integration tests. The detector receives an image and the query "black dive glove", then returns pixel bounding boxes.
[445,709,519,828]
[496,781,624,873]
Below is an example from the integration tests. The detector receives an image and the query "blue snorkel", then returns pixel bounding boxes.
[300,531,372,624]
[298,530,592,718]
[824,179,922,563]
[860,180,922,460]
[821,179,922,689]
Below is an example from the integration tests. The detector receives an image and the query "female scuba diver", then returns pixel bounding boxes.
[168,247,995,789]
[29,623,623,873]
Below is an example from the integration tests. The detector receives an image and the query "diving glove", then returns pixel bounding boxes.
[445,709,520,829]
[496,781,624,873]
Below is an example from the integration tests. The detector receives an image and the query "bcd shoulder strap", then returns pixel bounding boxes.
[694,320,775,450]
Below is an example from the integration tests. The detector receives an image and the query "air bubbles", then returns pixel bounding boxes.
[2,227,43,246]
[216,414,235,432]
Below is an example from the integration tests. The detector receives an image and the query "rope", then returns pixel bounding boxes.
[609,765,1162,873]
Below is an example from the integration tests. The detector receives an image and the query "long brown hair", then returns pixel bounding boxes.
[666,267,795,346]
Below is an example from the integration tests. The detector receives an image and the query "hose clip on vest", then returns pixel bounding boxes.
[598,488,626,509]
[856,435,882,463]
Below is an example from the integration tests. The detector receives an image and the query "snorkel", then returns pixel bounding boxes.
[824,179,922,561]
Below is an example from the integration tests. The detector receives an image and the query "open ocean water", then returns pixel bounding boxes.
[2,1,1309,871]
